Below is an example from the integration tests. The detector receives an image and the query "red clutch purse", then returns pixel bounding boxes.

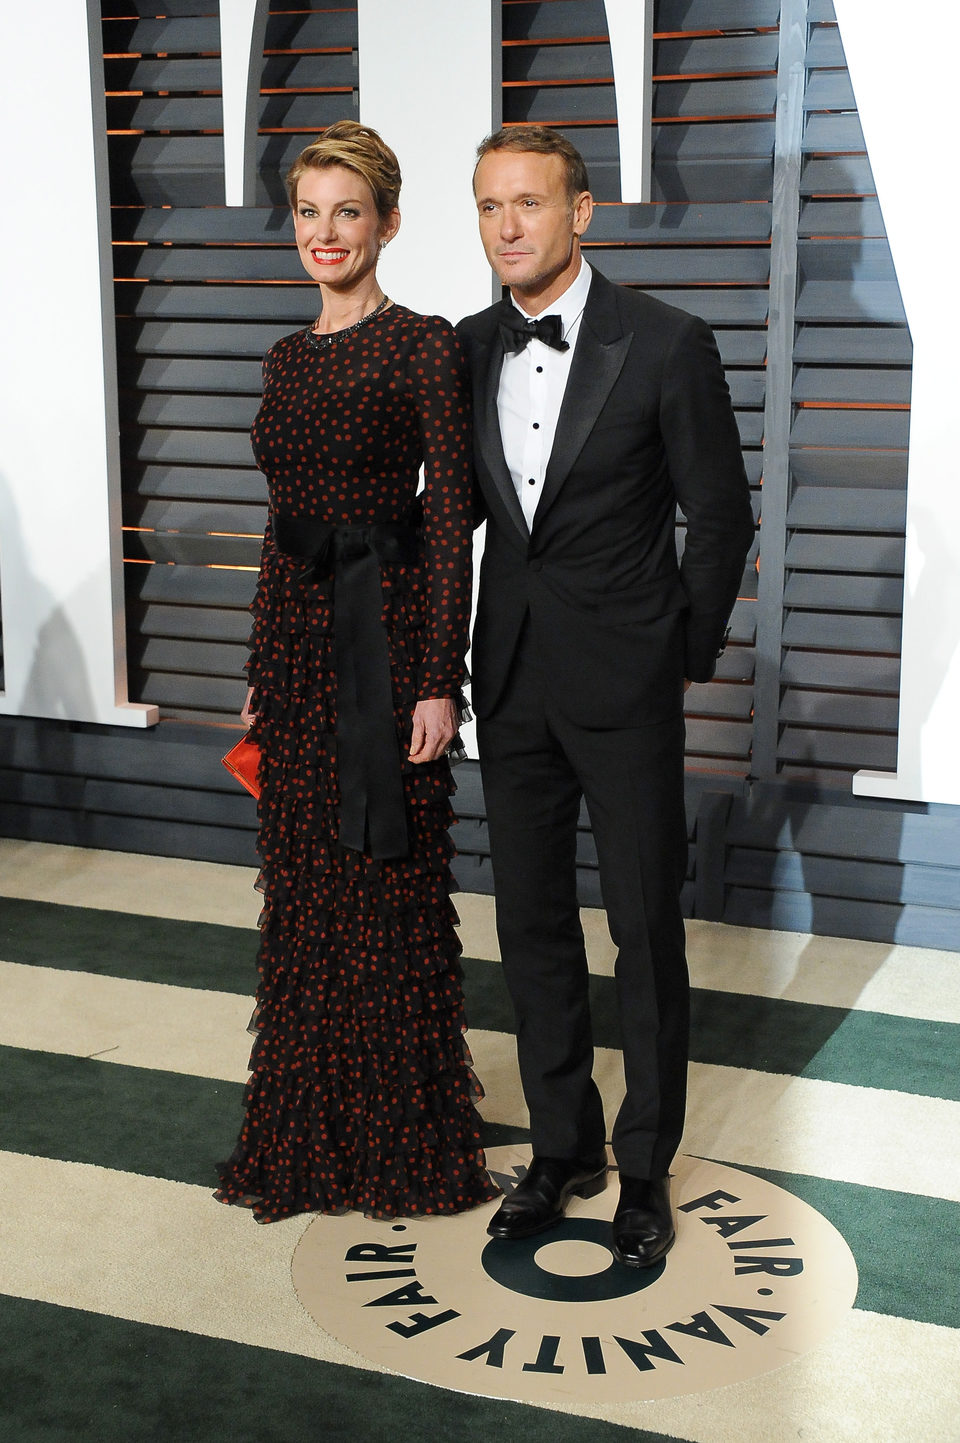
[222,735,262,799]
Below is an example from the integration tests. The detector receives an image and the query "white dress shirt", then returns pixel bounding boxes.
[497,258,592,530]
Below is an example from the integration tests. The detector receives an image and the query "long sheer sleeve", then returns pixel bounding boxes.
[246,344,281,700]
[245,510,276,695]
[408,318,474,700]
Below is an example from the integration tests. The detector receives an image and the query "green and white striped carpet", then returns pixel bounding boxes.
[1,838,957,1442]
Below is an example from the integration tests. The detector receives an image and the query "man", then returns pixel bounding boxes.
[457,127,754,1267]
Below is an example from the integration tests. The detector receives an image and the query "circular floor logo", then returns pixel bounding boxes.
[291,1149,858,1403]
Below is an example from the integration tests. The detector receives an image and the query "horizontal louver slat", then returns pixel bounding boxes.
[125,467,266,503]
[781,650,900,692]
[124,533,261,567]
[116,321,292,356]
[785,487,906,533]
[126,359,265,393]
[127,499,265,533]
[776,728,897,769]
[125,564,256,608]
[793,325,911,365]
[782,574,903,613]
[725,850,960,909]
[586,203,771,243]
[127,603,252,644]
[793,368,911,404]
[502,2,778,42]
[781,612,902,652]
[115,285,315,321]
[784,534,905,573]
[136,637,249,676]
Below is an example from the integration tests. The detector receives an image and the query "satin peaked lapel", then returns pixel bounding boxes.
[535,276,631,530]
[477,318,529,542]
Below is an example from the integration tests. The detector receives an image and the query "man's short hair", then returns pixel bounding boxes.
[474,126,590,202]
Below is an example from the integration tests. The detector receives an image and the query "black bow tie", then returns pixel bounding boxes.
[498,310,569,355]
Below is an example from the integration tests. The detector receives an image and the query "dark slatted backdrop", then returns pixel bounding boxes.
[783,3,907,782]
[105,2,361,723]
[2,0,958,949]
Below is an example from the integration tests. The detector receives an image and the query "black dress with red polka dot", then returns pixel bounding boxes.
[214,306,497,1221]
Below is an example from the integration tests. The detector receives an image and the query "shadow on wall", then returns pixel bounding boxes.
[0,470,97,742]
[894,499,960,797]
[726,783,905,938]
[685,782,906,1109]
[718,770,960,953]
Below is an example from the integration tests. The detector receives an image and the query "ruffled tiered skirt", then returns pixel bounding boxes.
[215,561,497,1221]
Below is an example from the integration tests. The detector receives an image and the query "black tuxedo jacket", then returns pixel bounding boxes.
[457,265,755,727]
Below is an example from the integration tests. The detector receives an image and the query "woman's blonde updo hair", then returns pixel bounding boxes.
[285,120,402,219]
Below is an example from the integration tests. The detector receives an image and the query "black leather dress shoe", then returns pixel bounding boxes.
[486,1155,608,1239]
[611,1174,675,1268]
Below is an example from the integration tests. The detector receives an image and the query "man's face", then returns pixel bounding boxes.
[473,149,592,297]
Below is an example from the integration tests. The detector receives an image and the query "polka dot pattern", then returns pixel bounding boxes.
[215,308,497,1222]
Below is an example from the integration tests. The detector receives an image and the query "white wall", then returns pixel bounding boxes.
[0,0,157,727]
[356,0,502,755]
[356,0,501,326]
[834,0,960,805]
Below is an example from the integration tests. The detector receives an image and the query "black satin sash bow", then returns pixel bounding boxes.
[273,507,422,860]
[498,310,569,354]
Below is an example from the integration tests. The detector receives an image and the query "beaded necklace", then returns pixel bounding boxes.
[308,294,390,350]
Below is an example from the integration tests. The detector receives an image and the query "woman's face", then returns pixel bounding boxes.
[292,164,398,291]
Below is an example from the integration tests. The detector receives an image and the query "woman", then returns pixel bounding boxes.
[215,121,497,1222]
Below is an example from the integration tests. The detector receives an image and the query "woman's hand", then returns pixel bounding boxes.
[408,697,458,764]
[240,686,258,728]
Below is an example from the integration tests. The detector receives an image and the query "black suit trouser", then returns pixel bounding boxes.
[477,626,690,1180]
